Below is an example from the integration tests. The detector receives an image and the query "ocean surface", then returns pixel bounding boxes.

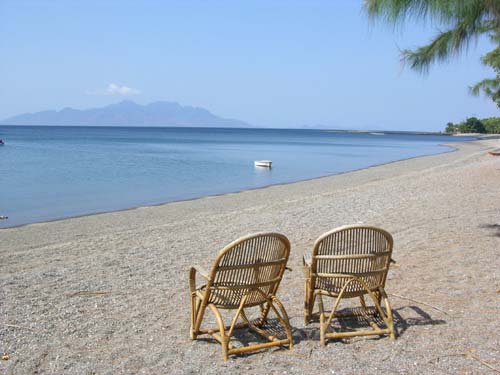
[0,126,474,228]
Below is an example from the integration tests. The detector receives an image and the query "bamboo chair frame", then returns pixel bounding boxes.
[303,225,396,345]
[189,232,293,361]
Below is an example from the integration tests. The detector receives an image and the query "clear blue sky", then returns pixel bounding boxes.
[1,0,498,131]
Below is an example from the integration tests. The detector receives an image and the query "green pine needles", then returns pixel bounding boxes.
[365,0,500,107]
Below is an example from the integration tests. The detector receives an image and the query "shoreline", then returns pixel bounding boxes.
[0,142,460,230]
[1,138,499,374]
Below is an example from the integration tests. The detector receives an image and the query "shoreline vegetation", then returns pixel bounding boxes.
[445,116,500,135]
[1,138,499,374]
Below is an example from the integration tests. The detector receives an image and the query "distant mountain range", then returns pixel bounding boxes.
[1,100,251,128]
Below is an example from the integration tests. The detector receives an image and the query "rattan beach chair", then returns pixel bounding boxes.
[303,225,396,345]
[189,233,293,361]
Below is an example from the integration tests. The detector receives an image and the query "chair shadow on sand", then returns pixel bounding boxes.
[196,315,300,357]
[196,304,446,358]
[480,223,500,237]
[296,304,446,341]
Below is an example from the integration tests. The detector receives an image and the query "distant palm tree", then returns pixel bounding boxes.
[365,0,500,107]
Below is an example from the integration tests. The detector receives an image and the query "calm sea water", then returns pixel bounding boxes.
[0,126,473,228]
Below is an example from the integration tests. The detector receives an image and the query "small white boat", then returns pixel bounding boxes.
[254,160,272,168]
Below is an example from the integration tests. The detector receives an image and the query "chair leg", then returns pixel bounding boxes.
[365,288,392,334]
[208,304,230,362]
[376,290,382,306]
[193,300,208,337]
[189,267,202,340]
[304,264,316,324]
[321,290,346,345]
[270,296,293,349]
[304,279,309,324]
[318,294,326,347]
[222,338,229,361]
[227,295,249,338]
[359,295,367,312]
[190,297,201,340]
[257,301,272,327]
[371,291,382,317]
[380,289,396,340]
[359,295,378,317]
[305,282,318,325]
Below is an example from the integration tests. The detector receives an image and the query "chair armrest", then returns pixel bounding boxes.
[303,254,312,279]
[303,253,312,267]
[189,265,210,294]
[192,265,210,279]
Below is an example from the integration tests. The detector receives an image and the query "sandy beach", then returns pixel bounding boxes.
[1,139,499,374]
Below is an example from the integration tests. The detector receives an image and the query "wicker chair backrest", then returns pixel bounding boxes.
[311,225,393,295]
[208,233,290,308]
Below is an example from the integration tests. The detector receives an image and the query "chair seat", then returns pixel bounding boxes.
[314,277,381,298]
[196,285,271,309]
[314,287,379,299]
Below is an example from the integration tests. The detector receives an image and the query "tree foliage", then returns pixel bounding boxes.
[482,116,500,132]
[445,116,500,134]
[365,0,500,107]
[444,122,457,134]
